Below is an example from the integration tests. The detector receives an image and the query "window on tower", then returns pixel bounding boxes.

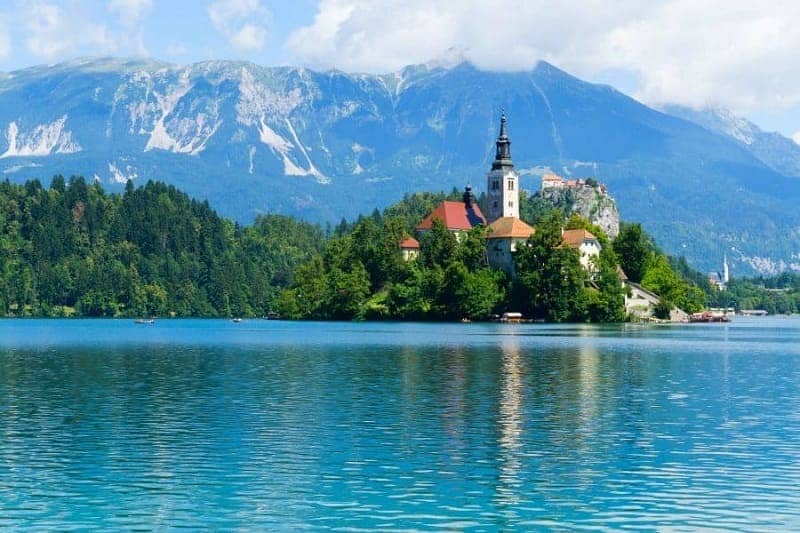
[492,180,499,190]
[508,201,513,207]
[507,180,514,190]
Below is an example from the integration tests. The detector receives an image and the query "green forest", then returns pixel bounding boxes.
[0,177,322,317]
[3,176,793,320]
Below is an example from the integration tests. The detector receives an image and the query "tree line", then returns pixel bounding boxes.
[0,177,718,320]
[709,273,800,315]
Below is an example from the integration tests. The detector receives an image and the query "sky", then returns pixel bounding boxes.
[0,0,799,142]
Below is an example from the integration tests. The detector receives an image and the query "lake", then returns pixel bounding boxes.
[1,318,799,530]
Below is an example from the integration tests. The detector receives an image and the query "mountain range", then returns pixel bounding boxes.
[2,57,800,275]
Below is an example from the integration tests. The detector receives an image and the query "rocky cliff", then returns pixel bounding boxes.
[537,178,620,239]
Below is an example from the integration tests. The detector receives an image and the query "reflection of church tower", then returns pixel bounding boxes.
[496,336,524,507]
[486,112,519,223]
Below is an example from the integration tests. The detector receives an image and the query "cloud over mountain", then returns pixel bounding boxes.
[23,1,114,59]
[208,0,270,51]
[0,15,9,59]
[288,1,800,114]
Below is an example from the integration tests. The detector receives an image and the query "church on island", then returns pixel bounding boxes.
[404,113,602,276]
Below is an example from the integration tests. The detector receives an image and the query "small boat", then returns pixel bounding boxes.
[689,311,730,323]
[498,312,523,323]
[232,318,243,323]
[134,318,155,324]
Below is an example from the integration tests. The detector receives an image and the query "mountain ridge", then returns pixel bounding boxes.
[662,105,800,179]
[1,57,799,275]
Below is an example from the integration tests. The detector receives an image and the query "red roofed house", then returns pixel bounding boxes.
[399,235,420,261]
[416,186,486,240]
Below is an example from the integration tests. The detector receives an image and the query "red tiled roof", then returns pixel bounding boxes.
[399,236,420,249]
[562,228,598,248]
[416,201,486,231]
[486,217,535,239]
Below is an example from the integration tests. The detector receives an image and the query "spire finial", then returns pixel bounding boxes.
[493,109,512,165]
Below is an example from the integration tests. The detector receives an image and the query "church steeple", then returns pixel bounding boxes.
[492,111,513,170]
[723,253,729,284]
[486,110,519,223]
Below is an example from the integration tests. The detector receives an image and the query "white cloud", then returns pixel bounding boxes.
[0,15,10,59]
[23,1,116,60]
[165,42,188,58]
[24,2,72,58]
[793,131,800,146]
[108,0,152,25]
[208,0,269,51]
[286,0,800,113]
[286,0,647,73]
[231,23,267,51]
[108,0,152,55]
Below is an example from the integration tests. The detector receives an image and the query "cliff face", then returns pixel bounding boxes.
[540,184,620,239]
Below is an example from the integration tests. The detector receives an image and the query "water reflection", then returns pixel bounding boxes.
[577,340,600,433]
[496,335,524,511]
[1,319,800,529]
[442,347,467,465]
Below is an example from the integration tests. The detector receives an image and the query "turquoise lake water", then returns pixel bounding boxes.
[1,318,800,530]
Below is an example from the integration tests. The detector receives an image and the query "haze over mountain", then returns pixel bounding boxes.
[663,105,800,180]
[1,57,799,275]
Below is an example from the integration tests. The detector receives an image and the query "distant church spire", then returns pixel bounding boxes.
[723,253,729,284]
[492,110,513,170]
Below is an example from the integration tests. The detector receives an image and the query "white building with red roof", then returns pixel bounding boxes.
[399,235,420,261]
[486,217,535,274]
[562,228,601,272]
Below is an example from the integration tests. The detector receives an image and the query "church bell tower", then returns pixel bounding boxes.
[486,111,519,223]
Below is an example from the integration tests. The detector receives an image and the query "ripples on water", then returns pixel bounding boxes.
[1,318,800,530]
